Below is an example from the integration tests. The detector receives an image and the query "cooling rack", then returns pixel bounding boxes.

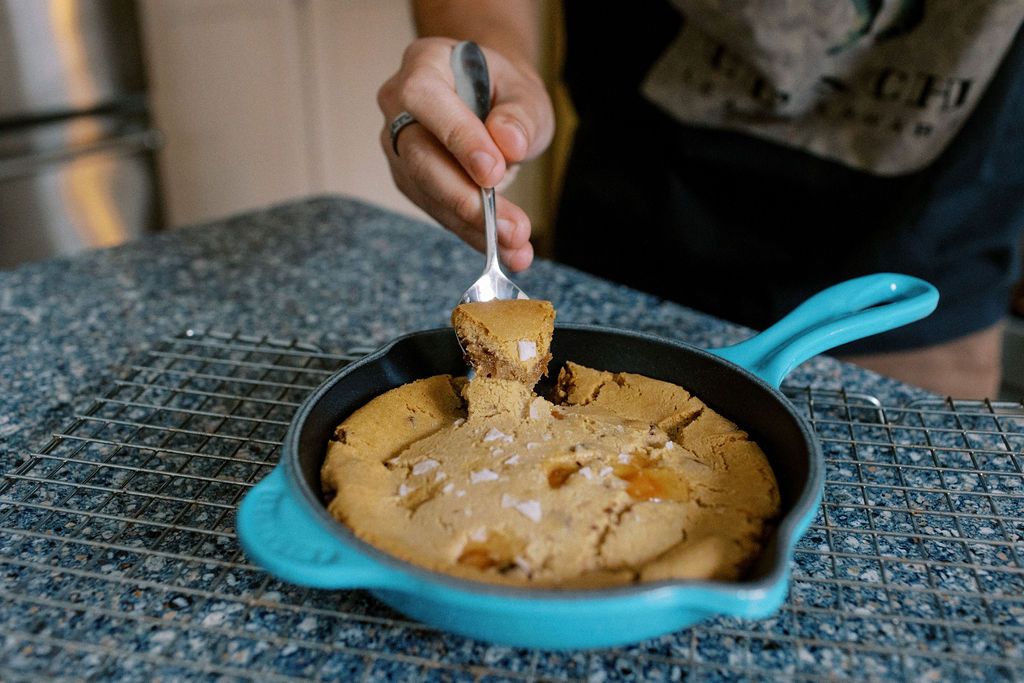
[0,330,1021,682]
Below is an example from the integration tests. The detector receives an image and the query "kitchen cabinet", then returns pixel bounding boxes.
[139,0,313,225]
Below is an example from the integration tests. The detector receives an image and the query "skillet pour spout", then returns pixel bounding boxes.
[237,273,938,649]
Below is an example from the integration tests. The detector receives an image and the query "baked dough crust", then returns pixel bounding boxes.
[320,362,780,588]
[451,300,555,385]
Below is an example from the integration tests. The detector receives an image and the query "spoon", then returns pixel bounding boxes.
[451,41,530,305]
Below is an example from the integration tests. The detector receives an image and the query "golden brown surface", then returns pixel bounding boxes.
[451,300,555,385]
[320,363,780,588]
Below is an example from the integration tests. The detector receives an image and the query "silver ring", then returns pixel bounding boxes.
[389,111,417,155]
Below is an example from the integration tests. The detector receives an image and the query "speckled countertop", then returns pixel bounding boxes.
[7,196,999,683]
[0,195,925,472]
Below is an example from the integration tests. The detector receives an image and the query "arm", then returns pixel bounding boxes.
[377,1,555,270]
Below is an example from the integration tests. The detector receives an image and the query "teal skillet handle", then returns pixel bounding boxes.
[712,273,939,388]
[237,467,401,590]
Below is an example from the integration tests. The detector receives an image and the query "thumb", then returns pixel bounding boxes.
[485,81,554,165]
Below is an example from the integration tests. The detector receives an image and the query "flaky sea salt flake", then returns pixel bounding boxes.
[528,398,549,420]
[470,468,499,483]
[412,459,439,475]
[504,454,520,466]
[483,427,513,443]
[514,500,542,523]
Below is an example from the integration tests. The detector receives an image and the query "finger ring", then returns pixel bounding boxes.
[389,111,417,155]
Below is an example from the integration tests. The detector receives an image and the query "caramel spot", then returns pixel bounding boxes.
[458,547,498,570]
[456,531,525,571]
[614,464,689,502]
[547,464,580,489]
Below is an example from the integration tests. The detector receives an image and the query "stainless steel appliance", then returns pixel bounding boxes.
[0,0,161,268]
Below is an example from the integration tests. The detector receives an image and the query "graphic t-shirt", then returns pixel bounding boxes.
[556,1,1024,350]
[639,0,1024,175]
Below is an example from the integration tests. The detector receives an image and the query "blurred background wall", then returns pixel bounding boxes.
[137,0,574,254]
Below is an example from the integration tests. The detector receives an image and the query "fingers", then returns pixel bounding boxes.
[376,38,547,271]
[380,124,534,271]
[487,113,530,163]
[380,43,505,188]
[487,102,553,164]
[380,40,555,187]
[485,60,555,165]
[503,238,534,273]
[406,77,508,187]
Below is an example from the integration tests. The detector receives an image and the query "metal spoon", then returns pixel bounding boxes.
[451,41,529,305]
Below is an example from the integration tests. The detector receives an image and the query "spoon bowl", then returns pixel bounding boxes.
[459,186,530,304]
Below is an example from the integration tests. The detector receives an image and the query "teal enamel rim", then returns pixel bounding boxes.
[712,273,939,386]
[238,273,938,616]
[239,326,822,611]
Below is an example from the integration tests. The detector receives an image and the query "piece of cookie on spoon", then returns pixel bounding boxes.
[452,300,555,387]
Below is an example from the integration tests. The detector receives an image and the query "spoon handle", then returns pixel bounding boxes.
[451,41,492,120]
[481,187,499,271]
[452,42,500,272]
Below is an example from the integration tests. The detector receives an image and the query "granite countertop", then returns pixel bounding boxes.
[6,196,1018,683]
[0,195,927,472]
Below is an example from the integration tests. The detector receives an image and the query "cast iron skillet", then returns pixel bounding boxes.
[237,273,938,649]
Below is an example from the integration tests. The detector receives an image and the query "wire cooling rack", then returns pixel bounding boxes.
[0,330,1022,682]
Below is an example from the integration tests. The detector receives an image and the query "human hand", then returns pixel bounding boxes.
[378,37,555,271]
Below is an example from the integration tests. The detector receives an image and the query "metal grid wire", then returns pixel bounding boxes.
[0,330,1022,682]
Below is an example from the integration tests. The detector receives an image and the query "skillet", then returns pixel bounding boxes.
[238,273,938,649]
